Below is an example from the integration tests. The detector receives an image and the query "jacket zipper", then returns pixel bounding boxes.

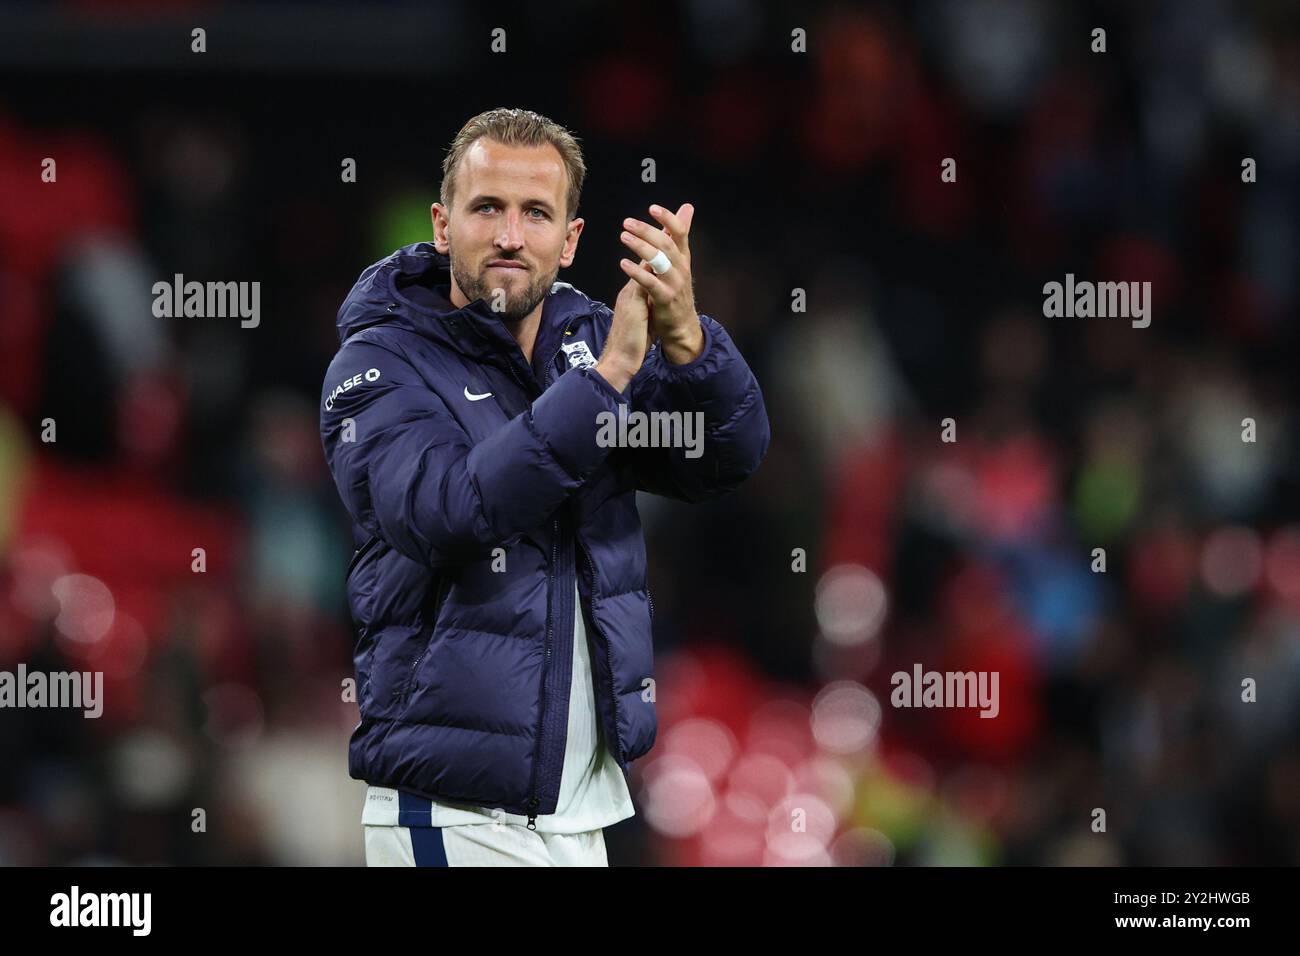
[346,534,380,580]
[561,317,630,779]
[579,540,627,772]
[544,321,575,386]
[523,320,580,830]
[514,319,582,830]
[526,517,560,830]
[402,573,449,707]
[502,316,574,397]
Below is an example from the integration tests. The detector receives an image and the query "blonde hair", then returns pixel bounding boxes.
[440,107,586,221]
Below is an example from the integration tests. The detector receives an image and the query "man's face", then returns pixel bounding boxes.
[432,138,583,324]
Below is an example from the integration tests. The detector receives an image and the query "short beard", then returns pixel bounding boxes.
[449,244,557,325]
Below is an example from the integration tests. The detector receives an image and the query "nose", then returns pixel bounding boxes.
[494,210,526,252]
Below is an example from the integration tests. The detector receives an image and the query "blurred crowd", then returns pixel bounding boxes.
[1,0,1298,865]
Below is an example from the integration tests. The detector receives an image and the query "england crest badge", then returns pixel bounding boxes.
[560,339,598,370]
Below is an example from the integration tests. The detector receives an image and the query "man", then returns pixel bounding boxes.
[320,107,769,866]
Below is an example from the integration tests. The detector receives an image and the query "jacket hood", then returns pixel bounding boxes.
[336,242,605,363]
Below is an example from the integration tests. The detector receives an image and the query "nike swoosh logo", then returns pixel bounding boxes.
[464,387,494,401]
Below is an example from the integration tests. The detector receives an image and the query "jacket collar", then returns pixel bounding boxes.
[374,243,598,376]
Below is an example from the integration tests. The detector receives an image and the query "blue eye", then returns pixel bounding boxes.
[475,204,546,219]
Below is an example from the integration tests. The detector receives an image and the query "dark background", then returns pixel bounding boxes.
[1,0,1298,865]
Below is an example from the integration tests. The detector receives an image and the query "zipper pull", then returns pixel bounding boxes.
[526,797,540,831]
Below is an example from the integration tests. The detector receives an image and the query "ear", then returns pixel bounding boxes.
[431,203,449,252]
[559,216,584,268]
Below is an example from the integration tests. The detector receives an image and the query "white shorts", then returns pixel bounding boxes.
[364,823,609,867]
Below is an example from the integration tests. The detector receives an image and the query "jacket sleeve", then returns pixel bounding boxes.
[624,313,771,502]
[320,335,626,567]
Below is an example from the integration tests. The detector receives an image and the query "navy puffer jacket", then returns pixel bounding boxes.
[320,242,769,825]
